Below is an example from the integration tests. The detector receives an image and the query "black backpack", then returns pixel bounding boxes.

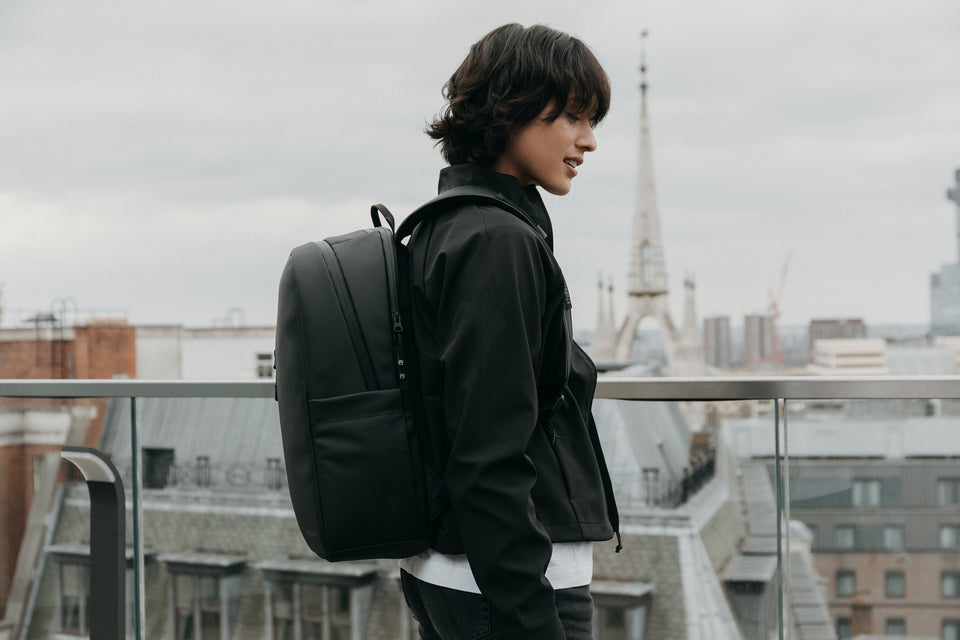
[275,186,543,562]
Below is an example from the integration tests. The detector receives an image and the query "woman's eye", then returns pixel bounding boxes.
[565,112,581,122]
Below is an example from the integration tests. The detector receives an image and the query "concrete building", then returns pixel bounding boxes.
[136,325,275,379]
[743,314,774,368]
[704,316,732,369]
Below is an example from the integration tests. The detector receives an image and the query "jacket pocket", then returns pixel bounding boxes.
[537,396,610,527]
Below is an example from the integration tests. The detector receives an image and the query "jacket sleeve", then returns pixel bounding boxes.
[432,211,564,640]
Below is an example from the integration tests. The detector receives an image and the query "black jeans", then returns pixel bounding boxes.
[401,570,594,640]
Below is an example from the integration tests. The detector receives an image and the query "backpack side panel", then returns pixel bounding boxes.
[276,244,331,557]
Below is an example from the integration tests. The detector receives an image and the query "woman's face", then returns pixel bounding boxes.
[492,102,598,196]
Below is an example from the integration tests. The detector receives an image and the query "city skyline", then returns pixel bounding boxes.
[0,1,958,330]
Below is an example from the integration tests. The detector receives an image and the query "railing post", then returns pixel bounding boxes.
[60,447,125,640]
[130,397,146,640]
[774,399,785,640]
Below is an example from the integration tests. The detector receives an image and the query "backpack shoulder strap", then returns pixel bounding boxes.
[395,185,548,243]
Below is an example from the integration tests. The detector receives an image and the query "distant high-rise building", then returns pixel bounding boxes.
[808,338,889,375]
[932,168,960,336]
[808,318,866,357]
[703,315,732,368]
[743,314,774,368]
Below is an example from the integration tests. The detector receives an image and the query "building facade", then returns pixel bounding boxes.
[743,314,774,368]
[727,415,960,639]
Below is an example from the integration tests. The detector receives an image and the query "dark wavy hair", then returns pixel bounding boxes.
[427,24,611,166]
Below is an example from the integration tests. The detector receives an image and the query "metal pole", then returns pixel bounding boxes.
[782,401,793,639]
[774,399,784,640]
[130,398,146,640]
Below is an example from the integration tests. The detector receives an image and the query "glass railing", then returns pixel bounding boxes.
[1,376,958,640]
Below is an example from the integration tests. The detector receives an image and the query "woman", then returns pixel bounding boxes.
[400,23,620,640]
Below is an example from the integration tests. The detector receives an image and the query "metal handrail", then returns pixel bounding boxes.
[4,374,959,640]
[1,375,960,399]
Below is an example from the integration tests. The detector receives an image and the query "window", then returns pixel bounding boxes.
[33,455,45,492]
[58,559,90,635]
[836,617,851,639]
[945,620,960,640]
[305,583,352,640]
[835,526,855,549]
[885,571,905,598]
[196,456,212,488]
[143,447,175,489]
[257,352,274,378]
[162,554,245,640]
[942,525,960,549]
[596,606,631,640]
[885,618,905,635]
[836,570,855,597]
[943,572,960,598]
[266,581,353,640]
[174,574,221,640]
[265,458,284,491]
[272,581,294,640]
[853,479,881,506]
[260,564,377,640]
[938,478,960,505]
[640,242,652,286]
[883,525,904,550]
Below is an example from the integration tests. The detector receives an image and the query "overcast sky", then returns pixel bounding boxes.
[1,0,958,332]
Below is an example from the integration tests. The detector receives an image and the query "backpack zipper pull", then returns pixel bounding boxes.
[392,312,406,380]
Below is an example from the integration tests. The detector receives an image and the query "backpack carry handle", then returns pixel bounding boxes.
[371,204,396,232]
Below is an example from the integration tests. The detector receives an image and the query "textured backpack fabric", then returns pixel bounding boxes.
[275,188,535,562]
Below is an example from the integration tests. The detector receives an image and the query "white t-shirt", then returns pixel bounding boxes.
[400,542,593,594]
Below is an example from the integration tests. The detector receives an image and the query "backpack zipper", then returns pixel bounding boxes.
[316,241,379,391]
[378,229,407,383]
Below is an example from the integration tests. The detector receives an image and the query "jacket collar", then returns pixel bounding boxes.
[438,163,554,249]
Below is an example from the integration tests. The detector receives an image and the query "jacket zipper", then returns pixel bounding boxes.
[545,411,580,522]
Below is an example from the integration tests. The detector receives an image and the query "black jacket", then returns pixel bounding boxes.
[408,163,619,639]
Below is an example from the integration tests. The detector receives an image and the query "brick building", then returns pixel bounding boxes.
[0,321,135,618]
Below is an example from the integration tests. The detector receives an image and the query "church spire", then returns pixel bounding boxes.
[625,30,668,299]
[614,31,675,362]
